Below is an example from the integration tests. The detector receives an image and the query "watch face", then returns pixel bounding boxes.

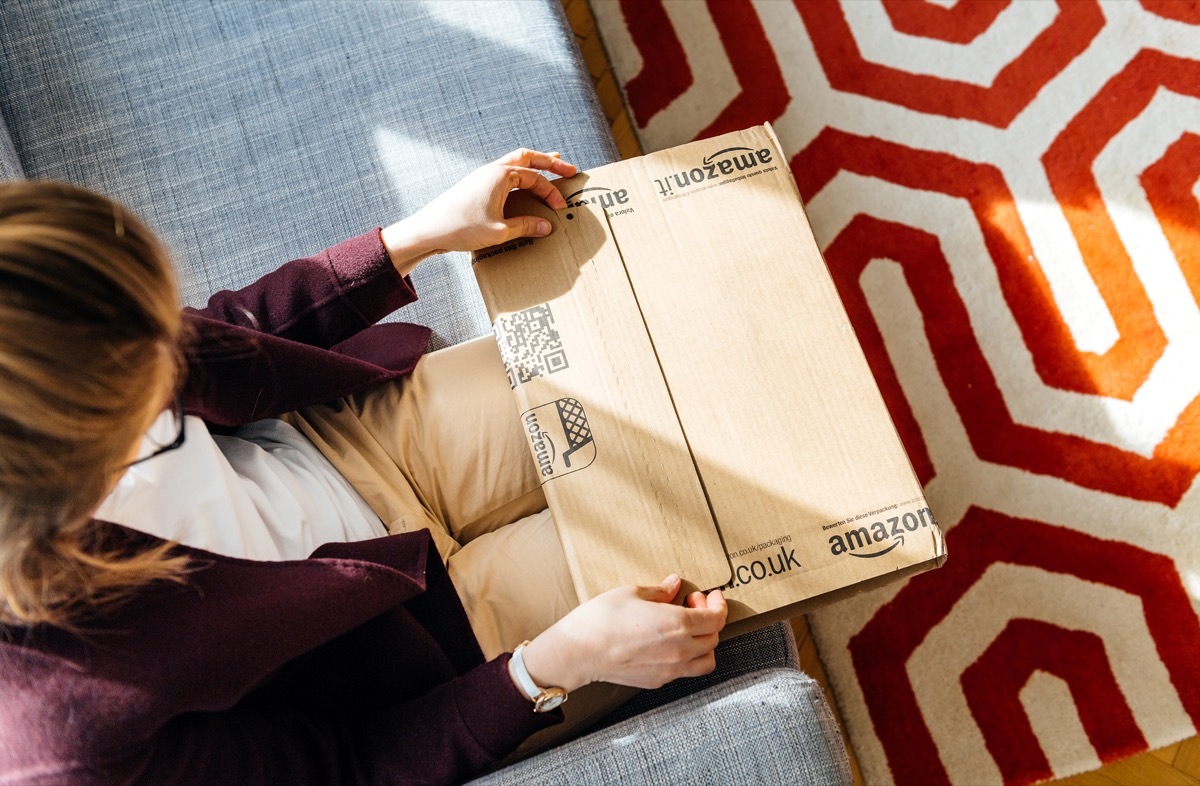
[534,688,568,713]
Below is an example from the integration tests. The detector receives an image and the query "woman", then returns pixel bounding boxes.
[0,149,726,784]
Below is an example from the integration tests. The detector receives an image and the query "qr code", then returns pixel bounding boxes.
[495,304,570,389]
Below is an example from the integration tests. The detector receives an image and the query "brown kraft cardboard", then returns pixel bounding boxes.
[472,124,946,634]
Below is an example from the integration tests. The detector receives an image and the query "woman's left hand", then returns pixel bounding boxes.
[516,574,727,693]
[381,148,577,276]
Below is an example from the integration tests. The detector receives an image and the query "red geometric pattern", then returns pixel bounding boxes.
[804,136,1198,507]
[882,0,1010,45]
[794,0,1104,128]
[592,1,1200,783]
[1141,0,1200,24]
[1042,49,1200,399]
[962,620,1147,786]
[850,508,1200,785]
[618,0,690,126]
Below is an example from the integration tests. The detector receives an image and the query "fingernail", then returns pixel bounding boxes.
[535,219,551,236]
[663,573,679,585]
[549,151,561,157]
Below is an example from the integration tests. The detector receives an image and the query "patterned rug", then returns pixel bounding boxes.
[589,1,1200,784]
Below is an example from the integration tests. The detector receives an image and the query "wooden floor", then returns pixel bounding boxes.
[563,0,642,161]
[562,0,1200,783]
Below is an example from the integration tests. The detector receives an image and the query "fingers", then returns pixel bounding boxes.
[683,650,718,678]
[578,577,723,690]
[501,215,552,240]
[665,632,719,682]
[503,166,567,210]
[496,147,577,178]
[637,574,682,604]
[682,589,727,635]
[706,589,727,617]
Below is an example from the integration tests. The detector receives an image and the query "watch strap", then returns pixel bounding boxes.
[511,641,568,712]
[510,640,541,701]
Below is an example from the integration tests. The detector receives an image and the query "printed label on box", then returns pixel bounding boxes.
[721,533,803,591]
[521,398,597,481]
[651,145,779,202]
[821,498,937,559]
[494,304,570,389]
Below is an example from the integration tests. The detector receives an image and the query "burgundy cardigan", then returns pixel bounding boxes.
[0,230,560,785]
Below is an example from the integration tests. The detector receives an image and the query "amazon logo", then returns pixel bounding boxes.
[653,145,774,198]
[828,508,937,559]
[563,186,629,212]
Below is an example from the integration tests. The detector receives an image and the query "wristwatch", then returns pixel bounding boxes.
[511,640,569,713]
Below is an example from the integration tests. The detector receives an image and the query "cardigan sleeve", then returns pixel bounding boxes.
[125,656,559,786]
[186,229,419,350]
[178,230,431,426]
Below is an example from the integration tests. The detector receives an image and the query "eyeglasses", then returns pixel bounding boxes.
[124,392,187,468]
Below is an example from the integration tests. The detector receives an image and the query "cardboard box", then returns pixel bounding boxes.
[472,124,945,635]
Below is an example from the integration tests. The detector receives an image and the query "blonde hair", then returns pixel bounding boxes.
[0,181,191,628]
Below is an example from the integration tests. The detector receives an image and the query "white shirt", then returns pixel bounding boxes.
[97,412,386,560]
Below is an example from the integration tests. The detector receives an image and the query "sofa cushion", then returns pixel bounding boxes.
[0,0,616,347]
[468,668,853,786]
[0,111,20,180]
[597,619,801,729]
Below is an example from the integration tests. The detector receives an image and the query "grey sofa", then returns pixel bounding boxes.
[0,1,851,783]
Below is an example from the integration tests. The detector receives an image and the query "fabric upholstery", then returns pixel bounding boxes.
[0,0,616,348]
[0,111,19,179]
[597,619,800,729]
[468,667,853,786]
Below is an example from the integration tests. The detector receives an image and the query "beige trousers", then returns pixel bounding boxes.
[284,336,636,753]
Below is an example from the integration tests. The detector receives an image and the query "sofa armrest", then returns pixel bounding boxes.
[0,113,22,180]
[596,618,801,729]
[468,667,853,786]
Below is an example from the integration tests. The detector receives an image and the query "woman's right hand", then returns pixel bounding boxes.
[380,148,576,277]
[516,574,727,692]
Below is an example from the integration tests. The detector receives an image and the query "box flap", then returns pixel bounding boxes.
[472,176,733,601]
